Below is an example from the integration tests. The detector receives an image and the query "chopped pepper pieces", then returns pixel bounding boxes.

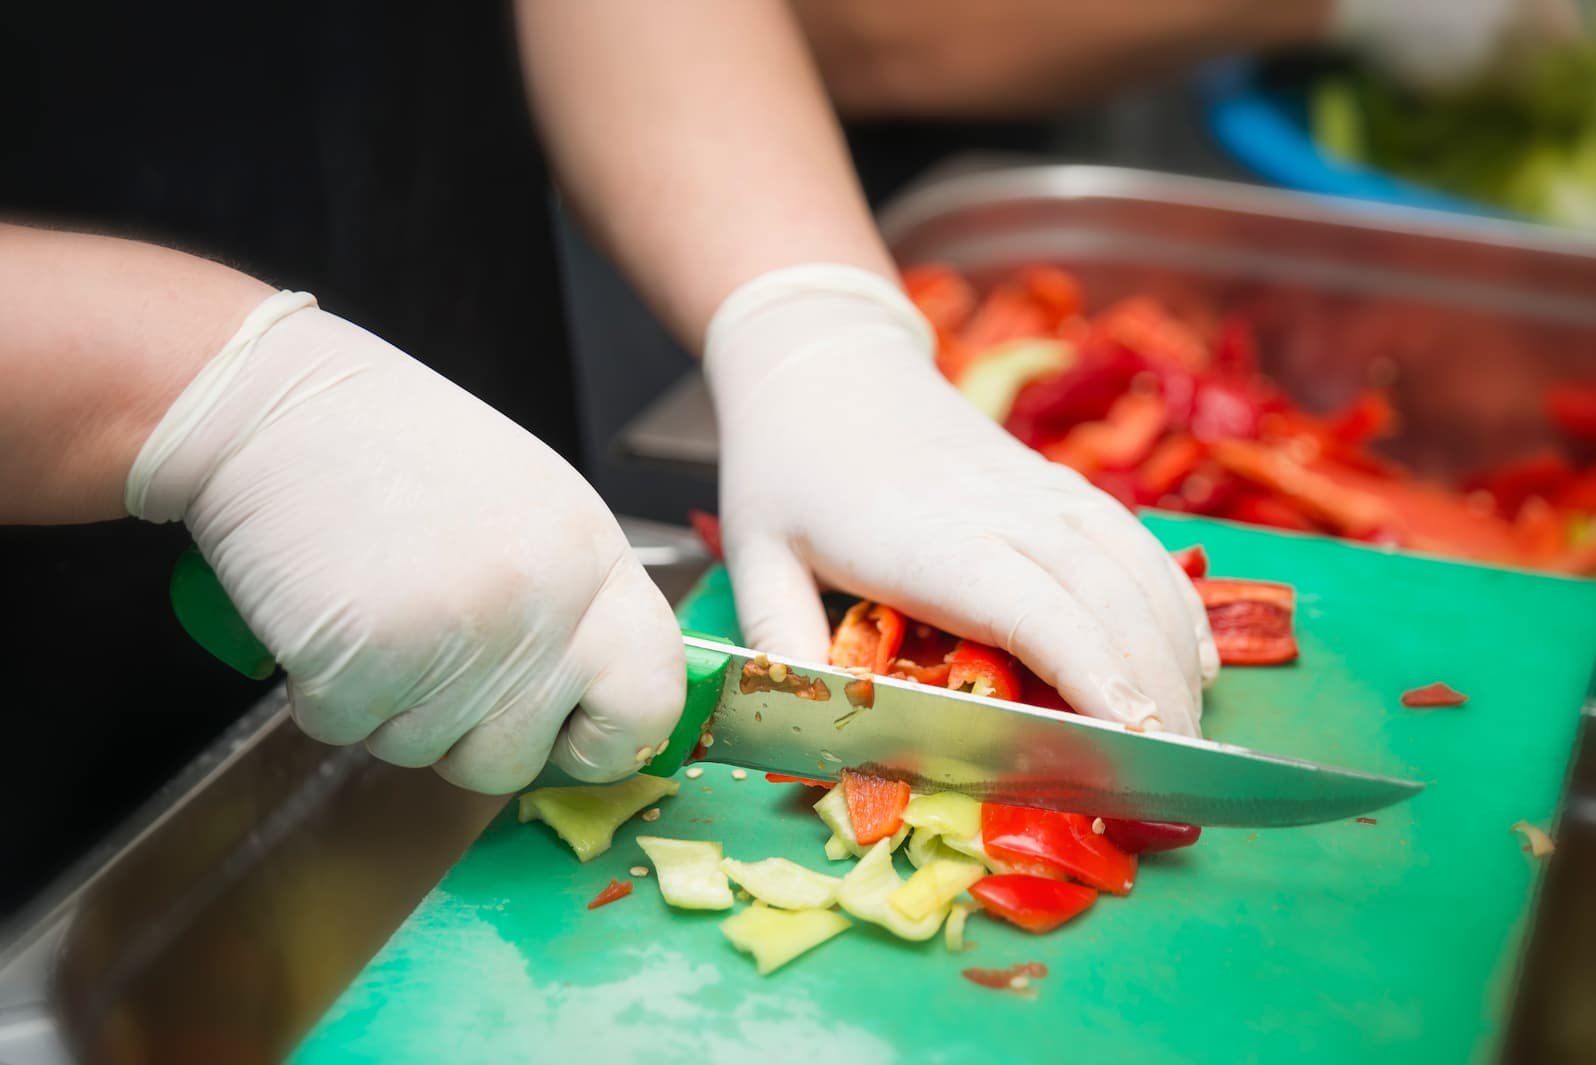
[970,875,1097,934]
[837,839,947,941]
[720,857,842,910]
[635,837,734,911]
[814,782,909,859]
[828,601,906,677]
[1194,577,1300,666]
[1401,682,1469,708]
[980,804,1137,896]
[517,776,681,863]
[946,640,1022,702]
[889,858,986,922]
[841,769,913,846]
[720,904,851,975]
[586,878,633,911]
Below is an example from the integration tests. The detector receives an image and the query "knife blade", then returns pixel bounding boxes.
[644,635,1422,828]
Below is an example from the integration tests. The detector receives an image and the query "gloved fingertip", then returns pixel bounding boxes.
[1198,629,1221,689]
[727,540,830,660]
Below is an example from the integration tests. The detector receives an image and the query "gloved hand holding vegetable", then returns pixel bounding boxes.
[704,264,1218,737]
[1333,0,1583,90]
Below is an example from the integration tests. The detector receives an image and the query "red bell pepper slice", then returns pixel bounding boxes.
[764,773,834,788]
[1463,451,1576,517]
[841,769,912,845]
[1003,350,1147,449]
[1015,264,1083,324]
[1193,578,1299,666]
[946,640,1022,702]
[1018,665,1074,713]
[1170,545,1208,580]
[960,285,1053,350]
[1100,819,1201,855]
[688,509,723,561]
[1090,296,1209,373]
[1212,316,1258,379]
[1324,389,1397,446]
[969,875,1097,934]
[1400,682,1468,708]
[1547,384,1596,447]
[586,878,633,910]
[1210,440,1392,537]
[1042,391,1168,473]
[980,804,1136,895]
[1193,578,1299,665]
[1223,491,1319,533]
[1139,433,1206,499]
[828,601,906,677]
[902,263,977,336]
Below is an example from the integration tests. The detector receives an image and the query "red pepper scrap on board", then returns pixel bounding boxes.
[1193,578,1300,666]
[586,878,633,910]
[1401,682,1469,708]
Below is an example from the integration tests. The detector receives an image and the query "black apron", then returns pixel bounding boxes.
[0,2,574,914]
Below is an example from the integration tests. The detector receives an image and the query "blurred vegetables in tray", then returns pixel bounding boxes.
[904,263,1596,575]
[1311,44,1596,229]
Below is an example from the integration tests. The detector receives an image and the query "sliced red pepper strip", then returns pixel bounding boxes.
[688,509,723,561]
[586,878,633,910]
[1101,819,1201,855]
[1401,682,1469,708]
[1015,264,1083,324]
[1324,389,1397,446]
[1547,384,1596,447]
[1042,391,1168,473]
[1223,491,1319,533]
[1210,439,1391,537]
[1090,296,1209,373]
[970,874,1098,933]
[764,773,834,788]
[1170,545,1208,580]
[827,601,907,677]
[960,285,1053,350]
[980,805,1136,896]
[1193,577,1299,666]
[1139,433,1206,498]
[841,769,912,846]
[947,641,1022,703]
[902,263,977,336]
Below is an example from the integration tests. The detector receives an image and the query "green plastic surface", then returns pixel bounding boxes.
[292,516,1596,1064]
[642,633,733,778]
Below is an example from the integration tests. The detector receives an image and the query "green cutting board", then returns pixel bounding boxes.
[293,516,1596,1065]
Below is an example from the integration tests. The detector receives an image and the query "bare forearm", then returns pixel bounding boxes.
[794,0,1334,118]
[516,0,895,349]
[0,225,272,523]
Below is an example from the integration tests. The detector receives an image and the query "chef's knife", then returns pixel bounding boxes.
[171,547,1422,827]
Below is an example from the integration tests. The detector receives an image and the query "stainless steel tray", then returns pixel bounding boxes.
[620,163,1596,479]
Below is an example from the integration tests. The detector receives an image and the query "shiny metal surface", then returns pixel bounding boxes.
[689,635,1421,827]
[619,163,1596,479]
[0,530,710,1065]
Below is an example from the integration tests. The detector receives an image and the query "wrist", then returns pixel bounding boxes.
[701,262,935,406]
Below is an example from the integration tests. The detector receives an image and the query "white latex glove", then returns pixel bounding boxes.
[704,265,1218,737]
[1334,0,1583,91]
[127,291,685,793]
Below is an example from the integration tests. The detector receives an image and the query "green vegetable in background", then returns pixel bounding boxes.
[1312,43,1596,229]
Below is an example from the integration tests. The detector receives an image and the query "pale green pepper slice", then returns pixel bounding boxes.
[517,776,680,862]
[888,857,984,922]
[720,904,851,975]
[720,857,842,910]
[636,837,734,910]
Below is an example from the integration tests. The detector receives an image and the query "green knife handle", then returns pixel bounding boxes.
[171,545,276,680]
[640,633,731,779]
[171,546,732,776]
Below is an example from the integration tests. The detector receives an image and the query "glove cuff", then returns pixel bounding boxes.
[125,289,317,521]
[702,263,934,397]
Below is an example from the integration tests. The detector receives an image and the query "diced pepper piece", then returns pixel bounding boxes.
[1512,820,1556,859]
[954,338,1074,421]
[944,901,977,952]
[902,792,983,842]
[1141,434,1206,498]
[688,509,723,561]
[720,857,843,910]
[720,904,851,975]
[837,839,946,941]
[814,783,909,859]
[960,285,1053,350]
[889,858,986,922]
[765,773,833,788]
[1401,682,1469,708]
[517,776,681,862]
[906,827,977,869]
[586,878,633,910]
[828,601,906,677]
[635,837,734,910]
[1016,264,1084,323]
[902,262,977,335]
[1210,439,1391,537]
[1091,296,1208,372]
[1170,545,1208,580]
[1042,392,1168,473]
[980,804,1137,896]
[1100,819,1202,855]
[970,874,1097,933]
[1193,578,1299,666]
[1547,384,1596,447]
[841,769,913,846]
[946,641,1022,702]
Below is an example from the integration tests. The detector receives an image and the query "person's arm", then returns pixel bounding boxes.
[792,0,1331,118]
[516,0,1216,735]
[0,224,271,523]
[1,223,683,792]
[515,0,892,348]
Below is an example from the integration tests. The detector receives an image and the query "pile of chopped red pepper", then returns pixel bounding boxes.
[904,263,1596,575]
